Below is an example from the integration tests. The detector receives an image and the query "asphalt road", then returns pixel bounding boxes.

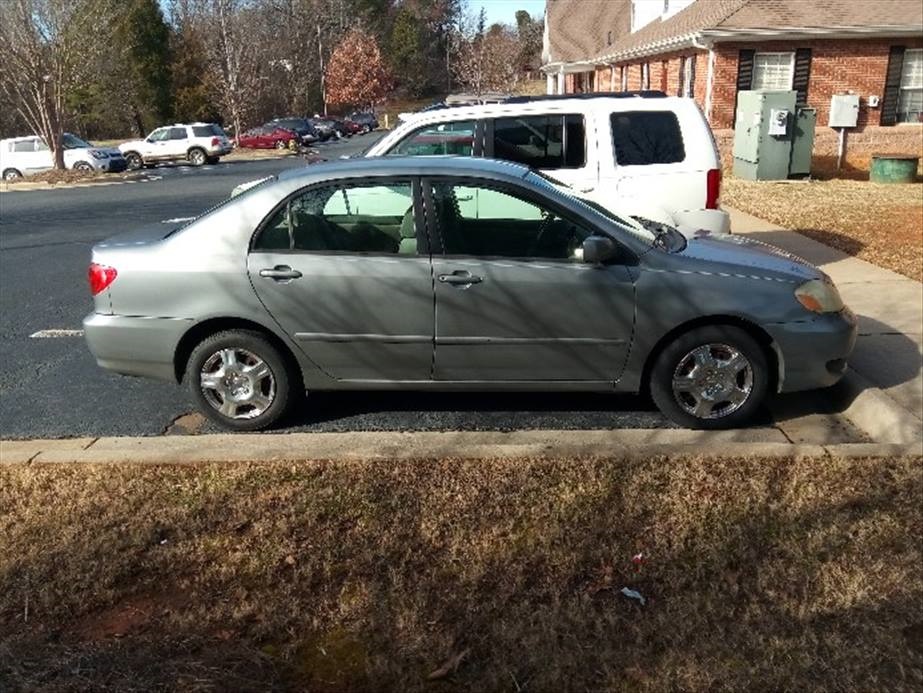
[0,134,678,439]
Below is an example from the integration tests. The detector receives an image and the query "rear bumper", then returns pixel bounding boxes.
[765,308,858,393]
[83,312,192,382]
[674,208,732,235]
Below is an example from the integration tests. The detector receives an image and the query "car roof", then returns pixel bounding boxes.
[276,155,531,185]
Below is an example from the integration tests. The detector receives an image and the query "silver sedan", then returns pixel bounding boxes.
[84,157,857,431]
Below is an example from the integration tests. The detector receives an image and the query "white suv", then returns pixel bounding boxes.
[119,123,233,169]
[367,93,730,235]
[1,133,127,180]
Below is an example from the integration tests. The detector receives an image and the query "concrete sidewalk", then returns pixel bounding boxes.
[727,206,922,445]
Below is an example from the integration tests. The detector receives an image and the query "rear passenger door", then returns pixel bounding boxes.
[165,126,190,158]
[486,114,597,195]
[247,178,435,381]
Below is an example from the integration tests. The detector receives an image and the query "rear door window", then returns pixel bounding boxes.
[610,111,685,165]
[492,115,586,169]
[168,127,188,140]
[388,121,476,156]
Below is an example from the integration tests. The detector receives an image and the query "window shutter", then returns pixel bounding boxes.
[689,54,696,98]
[677,57,685,96]
[734,49,755,117]
[793,48,811,106]
[881,46,906,126]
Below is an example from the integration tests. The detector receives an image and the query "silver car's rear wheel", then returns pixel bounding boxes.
[200,348,276,420]
[650,325,769,430]
[671,343,753,419]
[186,329,300,431]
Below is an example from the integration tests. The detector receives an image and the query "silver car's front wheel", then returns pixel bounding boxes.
[200,348,276,420]
[671,343,753,419]
[650,325,769,430]
[186,330,300,431]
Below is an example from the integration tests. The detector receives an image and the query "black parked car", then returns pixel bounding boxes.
[265,117,318,145]
[311,117,351,140]
[349,111,379,133]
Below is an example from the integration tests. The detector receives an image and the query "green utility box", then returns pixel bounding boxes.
[733,90,816,180]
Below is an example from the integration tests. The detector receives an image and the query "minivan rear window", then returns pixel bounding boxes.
[610,111,685,165]
[493,114,585,169]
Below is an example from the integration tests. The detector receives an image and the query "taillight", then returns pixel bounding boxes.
[88,263,117,295]
[211,137,220,146]
[706,168,721,210]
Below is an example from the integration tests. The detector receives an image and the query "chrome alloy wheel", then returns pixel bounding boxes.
[199,348,275,420]
[671,343,754,420]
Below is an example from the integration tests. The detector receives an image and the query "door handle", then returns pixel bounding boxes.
[260,265,302,280]
[438,271,482,286]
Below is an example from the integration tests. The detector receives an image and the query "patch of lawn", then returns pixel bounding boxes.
[1,454,921,691]
[723,176,923,282]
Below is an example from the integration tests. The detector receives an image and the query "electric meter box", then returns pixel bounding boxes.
[733,90,798,180]
[829,94,860,128]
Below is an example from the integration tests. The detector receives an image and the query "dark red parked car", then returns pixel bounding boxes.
[235,125,297,149]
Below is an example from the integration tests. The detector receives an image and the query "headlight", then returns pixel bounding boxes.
[90,150,109,160]
[794,278,844,313]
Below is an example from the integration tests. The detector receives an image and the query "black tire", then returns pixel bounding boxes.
[187,147,207,166]
[186,329,301,432]
[124,152,143,170]
[649,325,769,430]
[275,139,287,150]
[73,161,93,172]
[2,168,23,181]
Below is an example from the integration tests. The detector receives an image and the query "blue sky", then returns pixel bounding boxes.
[466,0,546,25]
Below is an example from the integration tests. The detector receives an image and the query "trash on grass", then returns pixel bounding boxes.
[620,587,646,606]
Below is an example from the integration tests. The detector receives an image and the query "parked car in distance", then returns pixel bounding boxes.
[265,117,319,145]
[84,157,856,433]
[367,92,729,236]
[119,123,232,169]
[236,125,298,149]
[1,133,126,180]
[348,111,379,133]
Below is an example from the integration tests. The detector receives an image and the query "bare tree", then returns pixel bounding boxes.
[452,17,520,97]
[0,0,117,168]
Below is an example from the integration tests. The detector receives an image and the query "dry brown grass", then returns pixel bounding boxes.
[723,176,923,281]
[1,454,921,692]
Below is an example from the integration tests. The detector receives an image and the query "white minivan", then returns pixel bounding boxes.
[366,93,730,235]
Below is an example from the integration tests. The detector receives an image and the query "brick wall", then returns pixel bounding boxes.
[710,38,923,130]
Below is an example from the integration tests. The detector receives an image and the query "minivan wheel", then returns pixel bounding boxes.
[650,325,768,430]
[124,152,143,169]
[2,168,22,181]
[186,330,299,431]
[187,147,207,166]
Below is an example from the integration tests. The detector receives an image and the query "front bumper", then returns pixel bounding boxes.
[84,312,192,382]
[765,308,858,393]
[105,157,128,172]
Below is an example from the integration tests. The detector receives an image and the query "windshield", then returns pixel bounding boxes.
[62,133,92,149]
[526,170,655,242]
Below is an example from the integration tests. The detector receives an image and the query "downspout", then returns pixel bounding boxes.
[692,34,715,124]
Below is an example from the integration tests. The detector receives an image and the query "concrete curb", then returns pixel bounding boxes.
[839,369,923,445]
[0,173,160,193]
[2,430,919,465]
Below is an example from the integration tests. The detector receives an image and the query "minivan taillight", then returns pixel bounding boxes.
[706,168,721,210]
[88,263,117,295]
[211,137,220,146]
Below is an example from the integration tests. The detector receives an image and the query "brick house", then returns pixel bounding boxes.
[542,0,923,161]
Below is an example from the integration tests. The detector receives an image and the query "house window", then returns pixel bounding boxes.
[679,56,694,97]
[752,52,795,90]
[642,63,650,90]
[898,48,923,123]
[620,66,628,91]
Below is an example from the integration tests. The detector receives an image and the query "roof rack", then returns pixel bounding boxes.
[503,90,667,104]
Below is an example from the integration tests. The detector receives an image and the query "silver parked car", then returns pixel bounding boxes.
[84,157,857,431]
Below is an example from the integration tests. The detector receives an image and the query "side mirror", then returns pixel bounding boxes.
[582,236,616,265]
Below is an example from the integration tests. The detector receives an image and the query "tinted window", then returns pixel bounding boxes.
[431,182,592,261]
[388,121,475,156]
[254,181,416,254]
[493,115,585,169]
[168,127,188,140]
[192,125,223,137]
[611,111,685,165]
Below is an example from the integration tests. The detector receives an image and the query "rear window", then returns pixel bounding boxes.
[610,111,685,165]
[493,114,585,169]
[192,124,224,137]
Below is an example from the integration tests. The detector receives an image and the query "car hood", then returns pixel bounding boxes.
[675,232,822,282]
